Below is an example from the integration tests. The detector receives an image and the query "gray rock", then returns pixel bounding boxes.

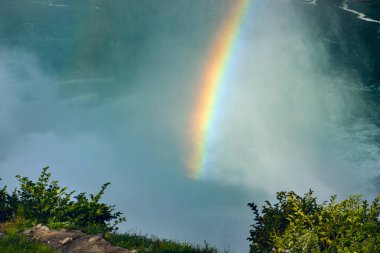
[24,224,135,253]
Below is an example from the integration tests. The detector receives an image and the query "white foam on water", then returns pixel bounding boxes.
[305,0,317,6]
[48,1,67,8]
[341,1,380,24]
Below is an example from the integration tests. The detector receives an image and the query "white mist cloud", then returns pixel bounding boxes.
[199,1,380,198]
[0,47,115,187]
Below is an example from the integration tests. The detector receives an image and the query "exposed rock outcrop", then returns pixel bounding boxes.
[24,224,136,253]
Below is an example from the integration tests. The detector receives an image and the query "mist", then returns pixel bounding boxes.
[200,1,380,199]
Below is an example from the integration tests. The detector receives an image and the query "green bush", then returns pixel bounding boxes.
[0,167,125,233]
[247,190,380,253]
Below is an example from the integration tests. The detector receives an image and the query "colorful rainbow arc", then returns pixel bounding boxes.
[187,0,252,179]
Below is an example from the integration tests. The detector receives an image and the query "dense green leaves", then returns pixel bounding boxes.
[248,191,380,253]
[0,233,57,253]
[0,167,125,233]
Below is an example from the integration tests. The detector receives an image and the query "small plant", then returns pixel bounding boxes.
[0,167,125,234]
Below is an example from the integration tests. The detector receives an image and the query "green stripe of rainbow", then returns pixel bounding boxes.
[187,0,252,178]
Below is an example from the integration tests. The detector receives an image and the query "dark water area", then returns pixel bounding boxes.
[0,0,222,97]
[298,1,380,125]
[1,0,378,103]
[0,1,378,88]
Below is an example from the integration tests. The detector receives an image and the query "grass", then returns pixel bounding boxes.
[0,234,57,253]
[106,233,218,253]
[0,222,57,253]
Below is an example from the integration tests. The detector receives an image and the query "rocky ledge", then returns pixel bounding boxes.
[23,224,136,253]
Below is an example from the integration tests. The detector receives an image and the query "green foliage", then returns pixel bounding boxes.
[106,233,218,253]
[1,167,125,233]
[248,190,380,253]
[0,168,223,252]
[0,233,57,253]
[0,221,57,253]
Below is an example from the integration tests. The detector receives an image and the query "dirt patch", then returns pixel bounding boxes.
[24,224,136,253]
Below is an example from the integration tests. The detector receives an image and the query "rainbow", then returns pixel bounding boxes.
[187,0,253,179]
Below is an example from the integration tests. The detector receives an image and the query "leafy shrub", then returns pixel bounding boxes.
[0,167,125,233]
[247,190,380,253]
